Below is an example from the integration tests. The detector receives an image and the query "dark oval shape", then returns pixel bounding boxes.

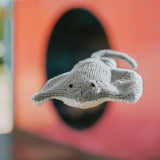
[46,9,110,129]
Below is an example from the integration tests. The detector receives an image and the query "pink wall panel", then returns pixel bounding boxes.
[14,0,160,159]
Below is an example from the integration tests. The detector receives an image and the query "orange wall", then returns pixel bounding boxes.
[14,0,160,159]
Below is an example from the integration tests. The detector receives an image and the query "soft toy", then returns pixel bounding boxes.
[32,49,143,109]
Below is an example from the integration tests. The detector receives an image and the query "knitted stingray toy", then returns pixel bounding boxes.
[32,49,143,109]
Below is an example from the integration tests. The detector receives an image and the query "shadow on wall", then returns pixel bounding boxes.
[46,9,110,129]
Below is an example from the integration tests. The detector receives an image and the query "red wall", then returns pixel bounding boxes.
[14,0,160,159]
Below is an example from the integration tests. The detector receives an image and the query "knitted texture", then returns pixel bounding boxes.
[32,49,143,109]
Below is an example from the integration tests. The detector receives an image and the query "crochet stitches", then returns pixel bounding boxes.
[32,49,143,109]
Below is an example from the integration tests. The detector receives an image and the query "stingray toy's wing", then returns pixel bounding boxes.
[106,68,143,103]
[32,72,70,105]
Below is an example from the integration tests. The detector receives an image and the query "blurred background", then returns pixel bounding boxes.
[1,0,160,160]
[0,0,13,134]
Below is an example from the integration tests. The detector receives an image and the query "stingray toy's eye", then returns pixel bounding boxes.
[90,83,95,87]
[69,84,73,88]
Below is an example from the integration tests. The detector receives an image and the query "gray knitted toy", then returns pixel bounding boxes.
[32,49,143,109]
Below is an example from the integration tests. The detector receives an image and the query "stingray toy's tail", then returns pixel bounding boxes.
[91,49,137,69]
